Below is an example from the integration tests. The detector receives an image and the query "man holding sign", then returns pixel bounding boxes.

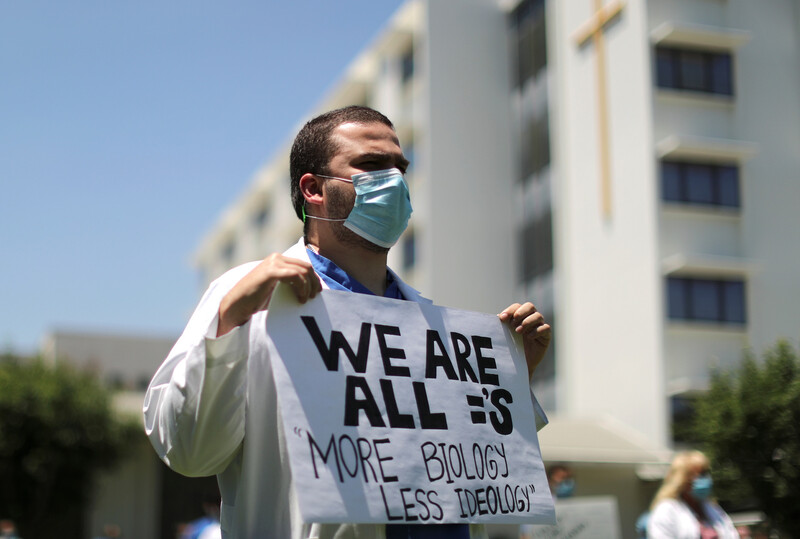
[144,106,553,538]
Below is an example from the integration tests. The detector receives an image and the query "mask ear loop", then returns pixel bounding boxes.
[302,172,343,224]
[303,174,351,223]
[302,205,347,222]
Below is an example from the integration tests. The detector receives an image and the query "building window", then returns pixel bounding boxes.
[221,240,235,266]
[521,112,550,181]
[252,206,269,229]
[511,0,547,89]
[656,46,733,95]
[671,394,700,444]
[402,230,415,271]
[667,276,746,324]
[510,0,545,28]
[519,210,553,283]
[401,47,414,84]
[661,161,740,208]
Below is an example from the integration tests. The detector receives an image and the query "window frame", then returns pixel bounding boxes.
[519,209,553,283]
[400,46,414,85]
[510,0,547,89]
[401,229,416,272]
[656,46,734,96]
[667,276,747,324]
[661,160,741,209]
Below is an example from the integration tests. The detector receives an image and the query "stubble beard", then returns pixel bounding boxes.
[326,184,389,255]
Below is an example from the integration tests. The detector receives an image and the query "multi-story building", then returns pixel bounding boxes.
[193,0,800,535]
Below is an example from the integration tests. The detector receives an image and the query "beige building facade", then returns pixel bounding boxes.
[185,0,800,536]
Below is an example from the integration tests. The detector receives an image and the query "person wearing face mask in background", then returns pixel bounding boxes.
[546,465,575,499]
[144,106,553,539]
[647,451,739,539]
[519,464,575,538]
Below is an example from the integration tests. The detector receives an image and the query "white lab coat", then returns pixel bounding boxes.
[144,238,547,539]
[647,499,739,539]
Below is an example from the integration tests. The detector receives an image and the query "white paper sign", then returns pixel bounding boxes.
[522,497,621,539]
[266,286,555,525]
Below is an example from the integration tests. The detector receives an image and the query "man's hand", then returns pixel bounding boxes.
[217,254,322,337]
[498,302,552,381]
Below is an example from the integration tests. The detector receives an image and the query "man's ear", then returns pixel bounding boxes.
[299,173,324,209]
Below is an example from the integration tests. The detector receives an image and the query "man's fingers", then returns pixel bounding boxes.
[279,262,321,303]
[523,322,552,341]
[516,309,545,333]
[218,254,322,336]
[282,272,310,302]
[498,302,550,337]
[498,302,536,325]
[499,301,552,380]
[497,303,522,322]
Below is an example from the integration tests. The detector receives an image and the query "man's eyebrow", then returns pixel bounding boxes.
[357,152,410,170]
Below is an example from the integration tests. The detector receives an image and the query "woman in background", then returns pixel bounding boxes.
[648,450,739,539]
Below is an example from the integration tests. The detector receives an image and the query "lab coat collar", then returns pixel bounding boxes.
[284,237,432,305]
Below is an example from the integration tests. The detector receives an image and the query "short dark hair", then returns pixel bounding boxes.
[289,105,395,221]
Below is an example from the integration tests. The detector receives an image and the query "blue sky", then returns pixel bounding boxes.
[0,0,405,354]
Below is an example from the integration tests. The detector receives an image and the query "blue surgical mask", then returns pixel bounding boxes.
[307,168,412,248]
[554,478,575,498]
[691,475,713,501]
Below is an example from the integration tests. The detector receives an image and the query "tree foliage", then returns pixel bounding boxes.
[0,354,139,538]
[692,340,800,537]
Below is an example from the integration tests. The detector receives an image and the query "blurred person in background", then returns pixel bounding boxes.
[519,464,576,538]
[179,491,221,539]
[635,511,650,538]
[647,450,738,538]
[197,522,222,539]
[546,464,575,499]
[93,523,122,539]
[0,520,22,539]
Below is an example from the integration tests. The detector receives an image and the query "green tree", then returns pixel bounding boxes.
[0,354,140,539]
[692,340,800,537]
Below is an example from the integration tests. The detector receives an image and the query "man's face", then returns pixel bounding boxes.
[550,468,570,486]
[322,121,409,253]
